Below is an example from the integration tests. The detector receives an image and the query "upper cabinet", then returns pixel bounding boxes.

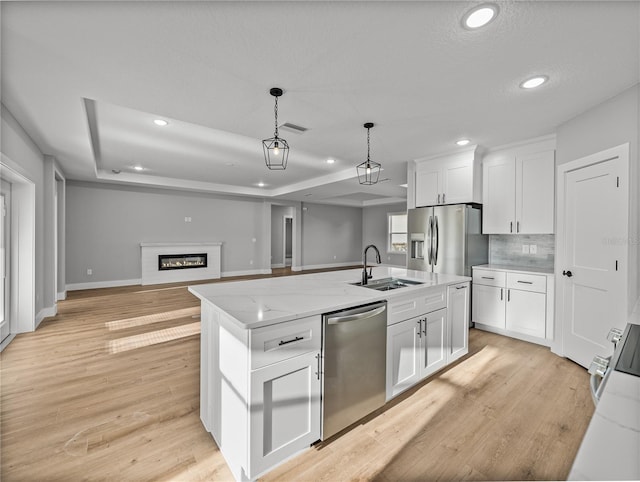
[412,146,482,208]
[482,136,556,234]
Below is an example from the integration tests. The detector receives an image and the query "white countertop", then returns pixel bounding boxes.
[189,266,470,329]
[473,263,554,275]
[569,297,640,480]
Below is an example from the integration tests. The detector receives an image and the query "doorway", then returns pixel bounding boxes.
[0,179,11,343]
[283,216,293,267]
[556,143,629,368]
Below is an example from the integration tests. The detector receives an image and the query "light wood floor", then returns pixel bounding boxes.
[1,270,594,481]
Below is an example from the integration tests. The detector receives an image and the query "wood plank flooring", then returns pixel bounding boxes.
[1,270,594,481]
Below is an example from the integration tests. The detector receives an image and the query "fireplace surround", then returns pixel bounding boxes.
[140,242,221,285]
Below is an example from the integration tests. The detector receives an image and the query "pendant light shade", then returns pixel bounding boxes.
[356,122,381,185]
[262,87,289,170]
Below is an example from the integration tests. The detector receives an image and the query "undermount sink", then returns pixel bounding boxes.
[352,277,424,291]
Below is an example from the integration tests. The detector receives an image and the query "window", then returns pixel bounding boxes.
[388,212,407,253]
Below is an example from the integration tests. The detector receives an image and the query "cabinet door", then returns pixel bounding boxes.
[386,317,421,399]
[415,169,441,207]
[421,308,447,378]
[482,157,516,234]
[516,150,555,234]
[506,289,546,338]
[472,284,506,328]
[448,283,470,363]
[442,160,474,204]
[249,351,321,478]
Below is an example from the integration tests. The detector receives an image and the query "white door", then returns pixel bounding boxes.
[506,289,546,338]
[0,181,11,344]
[517,150,555,234]
[442,160,473,204]
[472,284,505,328]
[421,308,447,378]
[386,317,421,399]
[482,157,516,234]
[559,146,628,368]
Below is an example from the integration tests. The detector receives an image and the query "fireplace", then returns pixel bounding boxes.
[158,253,208,271]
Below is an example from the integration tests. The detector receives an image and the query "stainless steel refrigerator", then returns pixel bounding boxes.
[407,204,488,276]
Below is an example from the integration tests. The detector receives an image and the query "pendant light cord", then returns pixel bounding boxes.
[274,96,279,138]
[366,126,371,166]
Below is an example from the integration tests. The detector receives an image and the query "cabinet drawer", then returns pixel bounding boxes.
[472,269,506,287]
[506,272,546,293]
[387,286,446,326]
[250,315,321,369]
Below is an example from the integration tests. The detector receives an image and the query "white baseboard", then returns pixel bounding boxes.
[57,291,67,301]
[222,269,272,277]
[36,305,57,328]
[474,323,551,348]
[66,279,142,291]
[300,261,360,271]
[0,333,16,352]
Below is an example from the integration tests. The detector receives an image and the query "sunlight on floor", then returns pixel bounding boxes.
[107,322,201,354]
[105,307,200,331]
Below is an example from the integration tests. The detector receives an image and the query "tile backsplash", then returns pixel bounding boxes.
[488,234,555,270]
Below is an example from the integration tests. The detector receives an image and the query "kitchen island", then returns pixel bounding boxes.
[189,266,470,481]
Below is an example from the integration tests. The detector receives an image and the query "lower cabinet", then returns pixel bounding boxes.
[386,281,470,400]
[249,350,321,477]
[472,284,505,329]
[505,288,546,338]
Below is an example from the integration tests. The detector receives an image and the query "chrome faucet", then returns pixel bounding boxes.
[362,244,381,285]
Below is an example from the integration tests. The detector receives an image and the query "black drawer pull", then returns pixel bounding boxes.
[279,336,304,346]
[481,276,495,280]
[517,281,533,284]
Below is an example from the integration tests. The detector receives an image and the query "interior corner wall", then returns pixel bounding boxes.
[362,202,407,267]
[300,202,362,269]
[65,181,269,285]
[556,83,640,314]
[270,205,293,267]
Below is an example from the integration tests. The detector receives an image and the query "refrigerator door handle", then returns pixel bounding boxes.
[427,216,433,265]
[434,215,439,266]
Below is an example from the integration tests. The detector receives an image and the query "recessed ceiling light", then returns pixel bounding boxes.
[326,159,335,164]
[456,139,471,146]
[257,182,265,187]
[520,75,549,89]
[462,3,498,29]
[133,165,144,171]
[153,119,168,126]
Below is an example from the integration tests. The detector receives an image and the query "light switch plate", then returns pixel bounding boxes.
[530,244,538,254]
[522,244,530,254]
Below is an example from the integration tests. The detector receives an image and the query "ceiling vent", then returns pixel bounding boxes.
[279,122,308,134]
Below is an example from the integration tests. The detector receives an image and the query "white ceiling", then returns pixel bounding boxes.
[2,1,639,206]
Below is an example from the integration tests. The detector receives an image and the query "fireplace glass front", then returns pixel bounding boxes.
[158,253,208,271]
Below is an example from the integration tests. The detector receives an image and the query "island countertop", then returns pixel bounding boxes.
[188,266,470,329]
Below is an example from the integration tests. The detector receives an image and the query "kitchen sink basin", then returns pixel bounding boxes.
[352,277,424,291]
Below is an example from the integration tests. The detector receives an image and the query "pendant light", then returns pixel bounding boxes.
[262,87,289,170]
[356,122,381,185]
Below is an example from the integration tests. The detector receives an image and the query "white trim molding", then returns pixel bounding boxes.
[36,306,57,328]
[67,279,142,291]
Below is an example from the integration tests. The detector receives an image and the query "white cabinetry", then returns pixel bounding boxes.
[472,267,554,345]
[482,138,555,234]
[414,146,482,207]
[200,308,322,481]
[448,282,470,363]
[386,283,469,399]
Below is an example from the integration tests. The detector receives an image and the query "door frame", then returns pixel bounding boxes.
[282,215,293,267]
[553,143,629,357]
[0,155,36,347]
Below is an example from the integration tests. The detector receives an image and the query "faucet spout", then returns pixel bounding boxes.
[362,244,382,285]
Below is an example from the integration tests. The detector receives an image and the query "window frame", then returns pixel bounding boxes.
[387,211,408,254]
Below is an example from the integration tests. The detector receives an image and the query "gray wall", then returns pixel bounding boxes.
[363,202,407,267]
[300,202,363,268]
[556,83,639,313]
[66,181,269,284]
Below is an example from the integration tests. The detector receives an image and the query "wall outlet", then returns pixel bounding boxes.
[333,255,337,260]
[184,216,192,222]
[249,260,253,265]
[87,268,93,275]
[522,244,530,254]
[530,244,537,254]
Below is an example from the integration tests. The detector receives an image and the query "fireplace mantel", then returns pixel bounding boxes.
[140,242,222,285]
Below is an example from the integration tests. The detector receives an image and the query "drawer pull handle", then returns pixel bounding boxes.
[481,276,494,280]
[279,336,304,346]
[456,285,467,290]
[517,281,533,284]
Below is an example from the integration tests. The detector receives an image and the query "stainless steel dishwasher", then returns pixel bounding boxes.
[321,300,387,440]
